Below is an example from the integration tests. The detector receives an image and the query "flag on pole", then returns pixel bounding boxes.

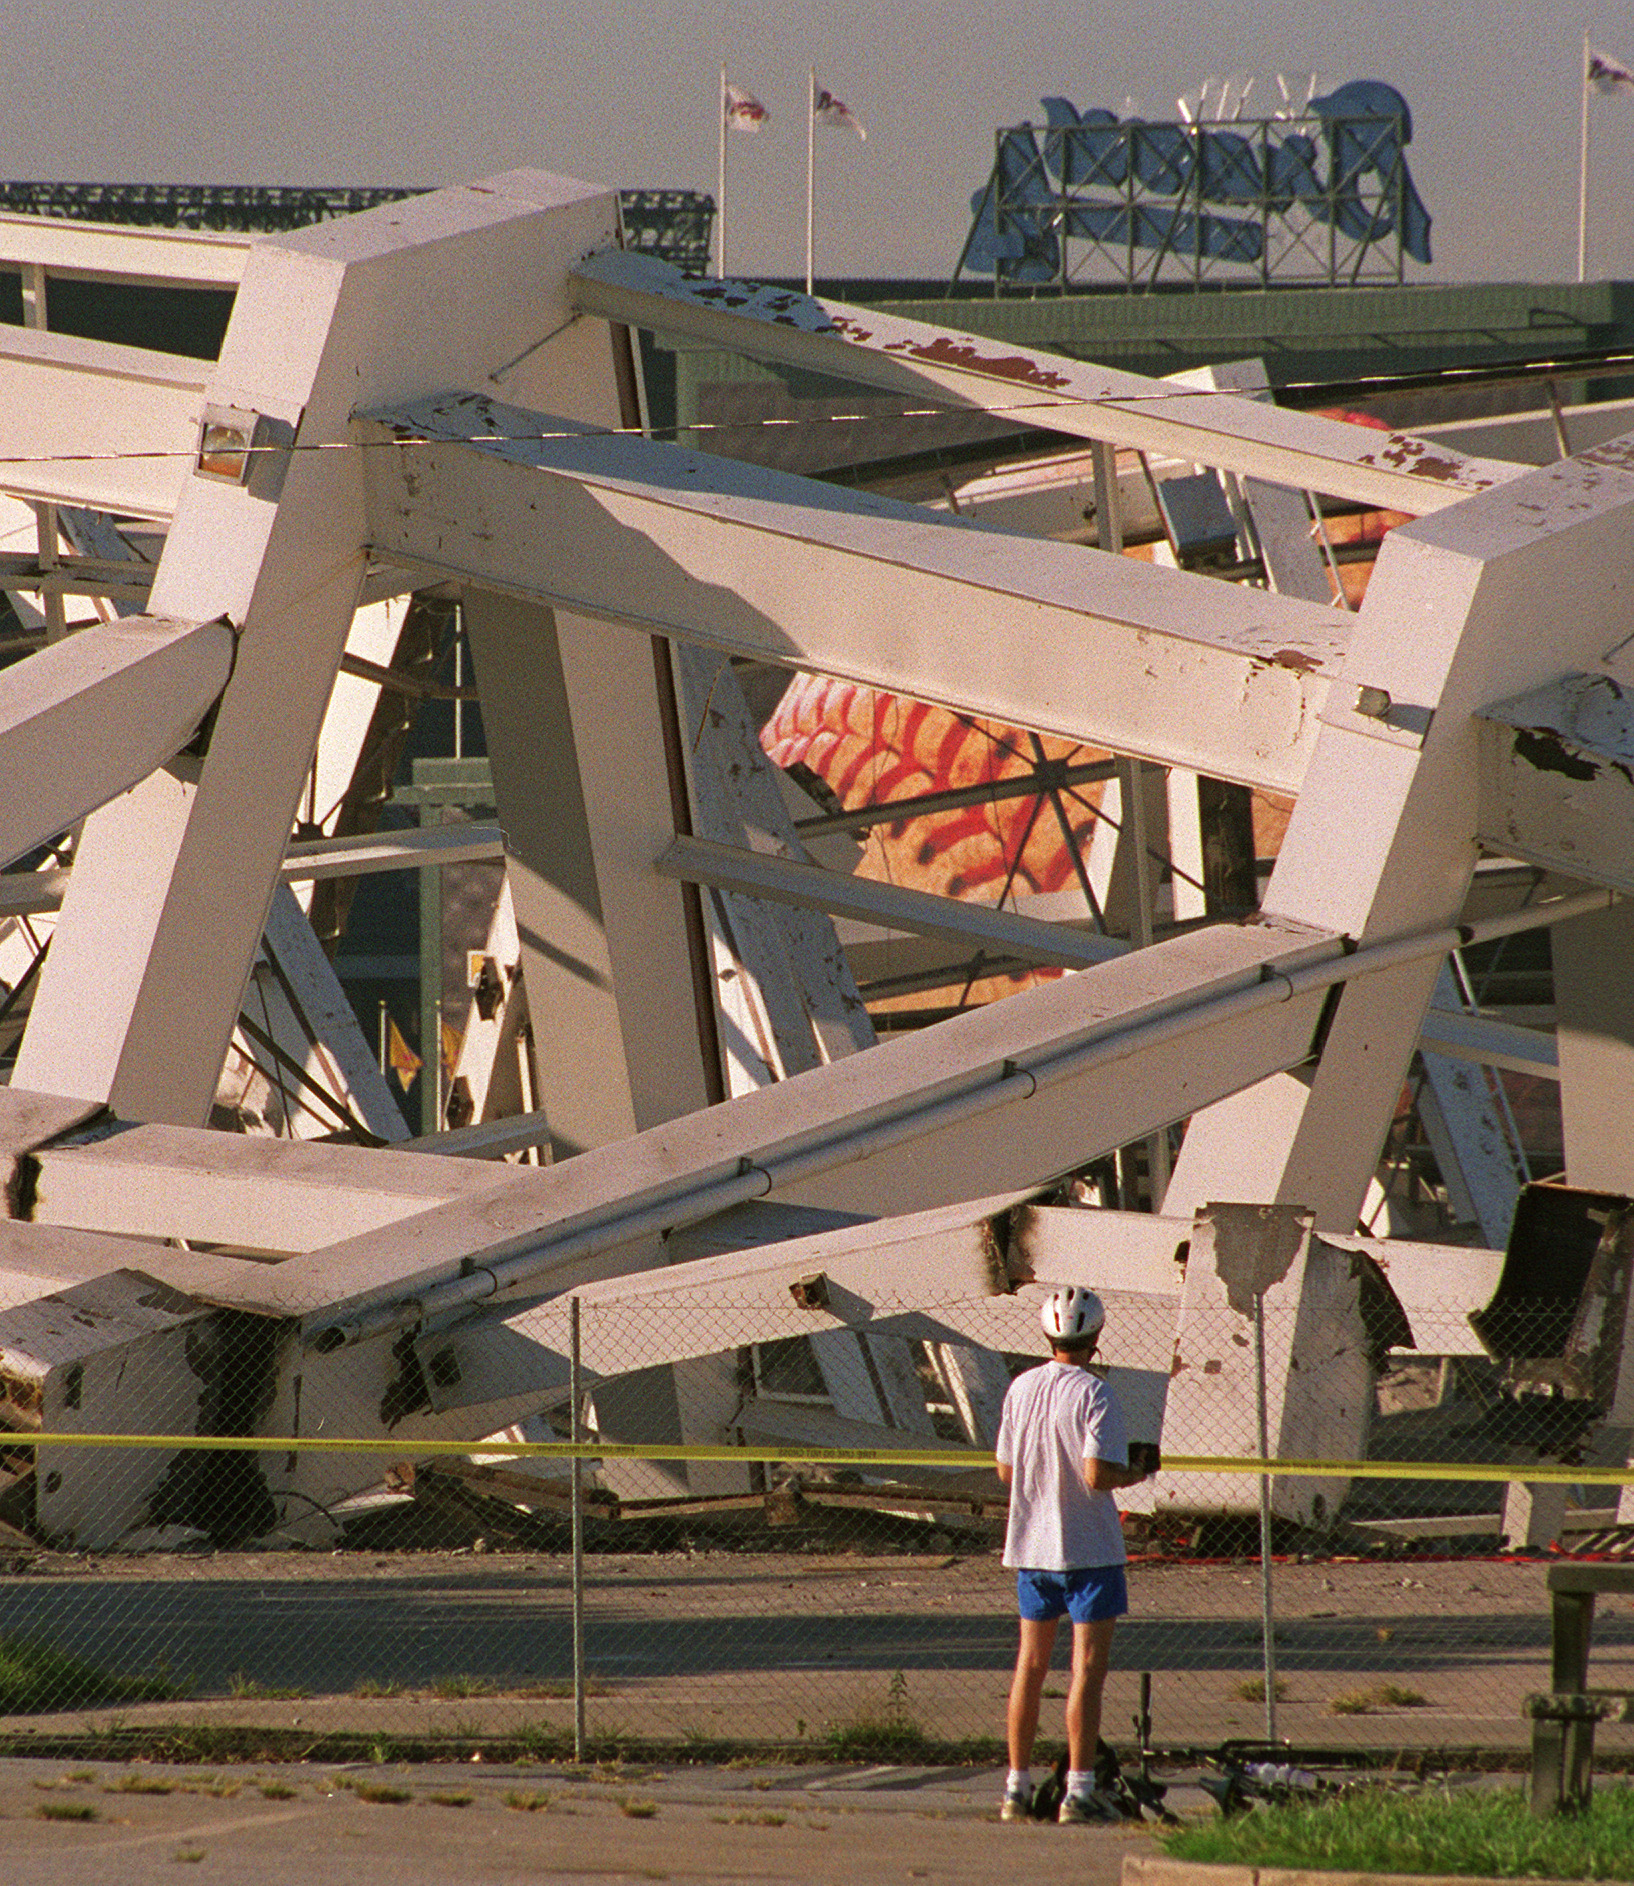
[1588,46,1634,93]
[725,81,769,130]
[812,81,867,140]
[385,1015,422,1093]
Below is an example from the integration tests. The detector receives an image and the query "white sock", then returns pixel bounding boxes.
[1007,1768,1030,1794]
[1066,1769,1094,1798]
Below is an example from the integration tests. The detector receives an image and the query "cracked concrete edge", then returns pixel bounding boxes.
[1123,1860,1627,1886]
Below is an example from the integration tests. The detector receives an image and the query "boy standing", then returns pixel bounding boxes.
[995,1284,1156,1823]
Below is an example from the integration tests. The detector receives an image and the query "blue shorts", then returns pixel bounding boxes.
[1016,1564,1128,1625]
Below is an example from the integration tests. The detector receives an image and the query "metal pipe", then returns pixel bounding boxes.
[793,757,1118,839]
[1254,1289,1278,1745]
[570,1294,587,1762]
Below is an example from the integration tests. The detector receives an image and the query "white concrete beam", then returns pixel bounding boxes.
[1166,434,1634,1231]
[363,391,1343,794]
[217,914,1340,1324]
[0,327,206,517]
[0,615,234,868]
[16,172,628,1127]
[25,1119,512,1255]
[1477,673,1634,894]
[568,252,1524,517]
[0,213,248,289]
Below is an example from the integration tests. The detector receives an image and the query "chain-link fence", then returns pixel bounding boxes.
[3,1242,1634,1765]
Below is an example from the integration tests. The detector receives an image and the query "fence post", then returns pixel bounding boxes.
[1253,1287,1279,1744]
[570,1294,587,1762]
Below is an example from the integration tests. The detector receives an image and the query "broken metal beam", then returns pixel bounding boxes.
[0,326,207,518]
[1478,673,1634,895]
[0,615,235,869]
[567,252,1525,518]
[361,391,1344,794]
[281,822,506,882]
[0,823,508,920]
[656,834,1128,970]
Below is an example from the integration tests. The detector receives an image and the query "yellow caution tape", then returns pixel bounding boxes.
[13,1433,1634,1486]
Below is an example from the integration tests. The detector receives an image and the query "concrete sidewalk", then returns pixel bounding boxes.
[0,1755,1181,1885]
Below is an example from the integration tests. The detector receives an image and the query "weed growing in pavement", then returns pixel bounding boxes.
[174,1849,206,1864]
[825,1671,926,1760]
[351,1782,412,1804]
[351,1678,406,1698]
[620,1798,659,1818]
[1234,1676,1290,1703]
[35,1800,97,1821]
[259,1781,297,1800]
[426,1792,473,1808]
[1330,1682,1430,1715]
[229,1671,306,1700]
[430,1674,492,1699]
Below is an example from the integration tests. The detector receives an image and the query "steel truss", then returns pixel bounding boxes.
[0,172,1632,1555]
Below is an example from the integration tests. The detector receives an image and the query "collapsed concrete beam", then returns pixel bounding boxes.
[0,615,235,870]
[568,251,1525,518]
[361,390,1342,795]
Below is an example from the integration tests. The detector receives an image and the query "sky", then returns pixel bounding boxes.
[3,0,1634,286]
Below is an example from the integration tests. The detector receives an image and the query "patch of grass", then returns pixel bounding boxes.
[430,1674,492,1700]
[1374,1683,1431,1708]
[620,1798,659,1819]
[714,1811,786,1826]
[824,1716,925,1759]
[351,1782,412,1805]
[228,1671,306,1700]
[1164,1783,1634,1877]
[1233,1676,1289,1703]
[260,1780,297,1800]
[106,1773,180,1794]
[174,1851,206,1865]
[35,1800,97,1821]
[351,1678,406,1699]
[503,1789,554,1812]
[0,1632,181,1713]
[1330,1681,1431,1716]
[426,1791,473,1808]
[825,1670,927,1761]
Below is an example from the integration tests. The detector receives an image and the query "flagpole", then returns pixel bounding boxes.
[806,66,816,296]
[718,66,728,278]
[1579,32,1591,283]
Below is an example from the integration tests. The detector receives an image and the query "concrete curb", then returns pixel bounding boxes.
[1124,1860,1633,1886]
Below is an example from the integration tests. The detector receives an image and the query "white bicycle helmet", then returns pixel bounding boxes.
[1041,1284,1105,1345]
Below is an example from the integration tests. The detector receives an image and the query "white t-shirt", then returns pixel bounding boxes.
[996,1360,1129,1571]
